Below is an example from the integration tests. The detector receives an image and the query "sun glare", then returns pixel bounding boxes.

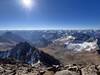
[22,0,34,10]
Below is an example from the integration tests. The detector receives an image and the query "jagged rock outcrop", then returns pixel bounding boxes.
[0,42,60,67]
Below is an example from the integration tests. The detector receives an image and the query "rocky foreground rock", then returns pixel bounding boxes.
[0,63,100,75]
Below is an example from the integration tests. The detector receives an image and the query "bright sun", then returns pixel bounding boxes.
[22,0,34,9]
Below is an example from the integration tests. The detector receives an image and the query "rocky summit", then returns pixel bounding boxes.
[0,42,60,67]
[0,63,100,75]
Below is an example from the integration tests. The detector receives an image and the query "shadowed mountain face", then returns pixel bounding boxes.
[0,42,60,66]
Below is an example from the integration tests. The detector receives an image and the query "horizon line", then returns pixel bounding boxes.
[0,28,99,31]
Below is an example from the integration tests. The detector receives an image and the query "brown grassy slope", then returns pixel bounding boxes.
[40,44,100,66]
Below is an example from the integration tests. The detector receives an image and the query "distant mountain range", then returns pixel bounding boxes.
[0,30,100,50]
[0,32,26,50]
[0,31,65,48]
[0,32,26,44]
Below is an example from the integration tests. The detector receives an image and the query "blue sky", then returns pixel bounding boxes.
[0,0,100,30]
